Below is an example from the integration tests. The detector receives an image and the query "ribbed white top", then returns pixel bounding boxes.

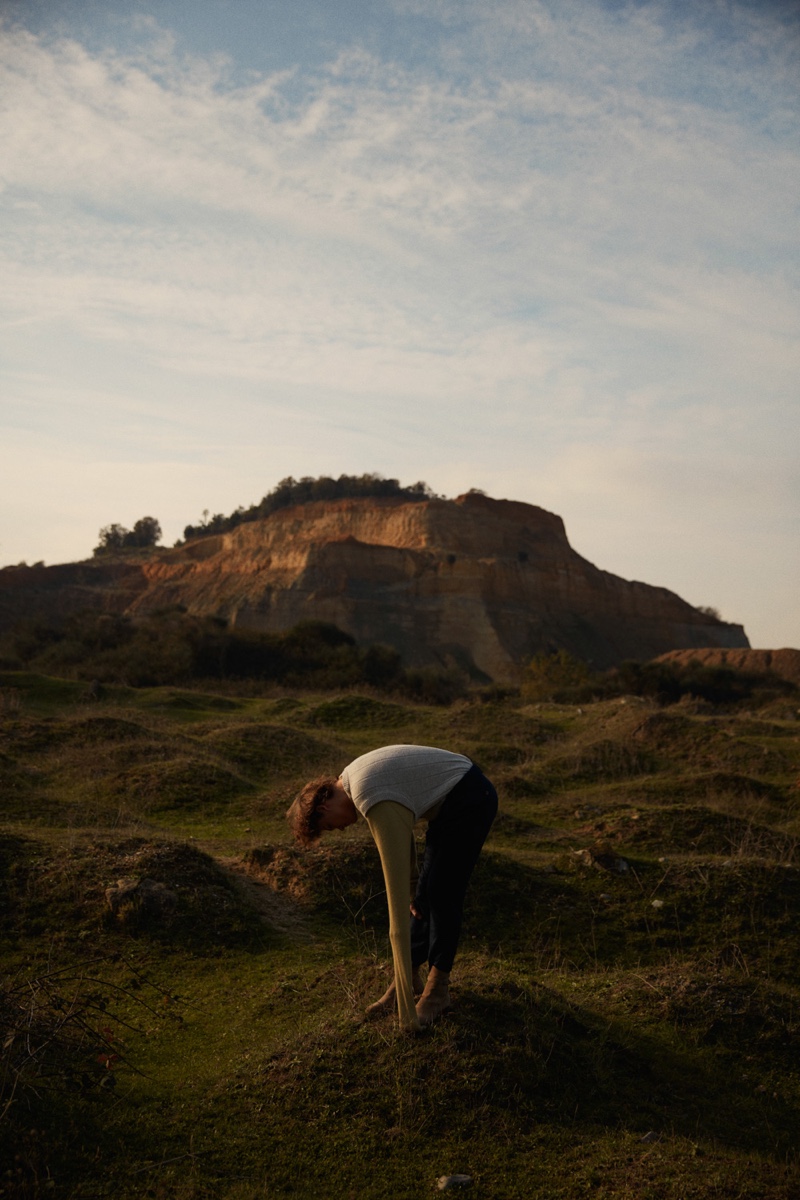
[341,744,472,820]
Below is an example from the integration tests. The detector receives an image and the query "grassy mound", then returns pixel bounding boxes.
[306,694,416,729]
[198,722,336,777]
[0,833,269,953]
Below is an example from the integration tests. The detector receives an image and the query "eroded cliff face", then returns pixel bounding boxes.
[0,492,749,679]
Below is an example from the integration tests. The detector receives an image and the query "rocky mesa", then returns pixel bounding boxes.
[0,491,749,680]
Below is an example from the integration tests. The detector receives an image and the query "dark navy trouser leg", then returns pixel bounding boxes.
[410,764,498,973]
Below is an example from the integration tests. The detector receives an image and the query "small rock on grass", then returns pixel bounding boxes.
[437,1176,472,1191]
[574,844,630,874]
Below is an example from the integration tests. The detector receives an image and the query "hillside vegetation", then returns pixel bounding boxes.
[87,474,437,556]
[180,473,436,543]
[2,610,788,707]
[0,613,464,703]
[1,668,799,1198]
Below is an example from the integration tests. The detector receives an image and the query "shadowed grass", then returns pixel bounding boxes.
[1,671,800,1198]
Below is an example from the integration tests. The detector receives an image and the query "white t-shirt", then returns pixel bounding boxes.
[340,744,472,820]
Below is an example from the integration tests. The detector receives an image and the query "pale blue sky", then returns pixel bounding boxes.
[1,0,798,648]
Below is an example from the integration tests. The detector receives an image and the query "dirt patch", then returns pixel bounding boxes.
[241,841,388,927]
[216,856,313,939]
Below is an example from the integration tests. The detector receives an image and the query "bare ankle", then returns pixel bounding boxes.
[365,980,396,1018]
[415,968,452,1026]
[424,967,450,990]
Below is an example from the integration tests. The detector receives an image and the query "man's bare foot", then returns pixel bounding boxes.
[365,980,398,1018]
[365,972,424,1019]
[415,967,451,1026]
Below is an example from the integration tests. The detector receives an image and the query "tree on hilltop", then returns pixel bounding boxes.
[128,516,162,547]
[94,516,162,557]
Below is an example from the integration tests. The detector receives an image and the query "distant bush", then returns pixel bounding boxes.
[522,651,593,703]
[610,659,796,707]
[93,516,162,556]
[399,666,468,706]
[0,610,465,702]
[181,473,437,542]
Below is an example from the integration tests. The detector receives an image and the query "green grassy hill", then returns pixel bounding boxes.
[1,671,799,1198]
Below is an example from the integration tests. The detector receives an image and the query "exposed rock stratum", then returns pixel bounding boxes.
[0,492,749,679]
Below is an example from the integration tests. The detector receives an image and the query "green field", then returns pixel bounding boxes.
[2,671,799,1198]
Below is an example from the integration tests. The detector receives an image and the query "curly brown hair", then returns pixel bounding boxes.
[286,776,339,846]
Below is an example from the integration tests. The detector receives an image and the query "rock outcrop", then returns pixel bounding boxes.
[656,648,800,686]
[0,491,749,679]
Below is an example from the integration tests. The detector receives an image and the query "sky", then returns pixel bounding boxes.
[0,0,798,649]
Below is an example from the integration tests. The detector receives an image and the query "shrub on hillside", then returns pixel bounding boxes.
[0,610,465,702]
[0,961,175,1122]
[611,659,797,707]
[522,651,595,703]
[521,650,798,709]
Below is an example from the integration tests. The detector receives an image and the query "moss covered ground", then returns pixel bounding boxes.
[1,671,799,1198]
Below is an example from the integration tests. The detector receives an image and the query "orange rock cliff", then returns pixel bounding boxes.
[0,492,749,680]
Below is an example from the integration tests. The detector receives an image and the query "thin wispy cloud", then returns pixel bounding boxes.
[0,1,797,645]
